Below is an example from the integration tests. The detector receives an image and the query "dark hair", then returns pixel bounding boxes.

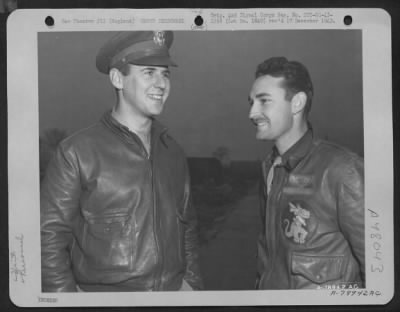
[115,63,131,76]
[255,57,314,118]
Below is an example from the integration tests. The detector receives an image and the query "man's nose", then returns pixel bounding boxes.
[249,102,259,119]
[154,73,167,89]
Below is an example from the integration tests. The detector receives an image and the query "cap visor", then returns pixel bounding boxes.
[128,55,177,67]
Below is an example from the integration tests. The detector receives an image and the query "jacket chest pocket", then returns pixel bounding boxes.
[291,253,344,288]
[82,215,135,271]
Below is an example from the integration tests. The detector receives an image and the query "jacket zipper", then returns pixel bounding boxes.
[133,131,162,291]
[149,161,161,290]
[148,139,163,291]
[130,127,166,290]
[265,166,285,284]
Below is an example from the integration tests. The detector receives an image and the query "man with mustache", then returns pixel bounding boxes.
[41,31,203,292]
[248,57,364,289]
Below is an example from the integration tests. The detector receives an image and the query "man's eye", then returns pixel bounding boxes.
[144,70,154,76]
[163,71,170,78]
[261,99,271,105]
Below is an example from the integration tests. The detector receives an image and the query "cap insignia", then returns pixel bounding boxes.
[153,31,166,46]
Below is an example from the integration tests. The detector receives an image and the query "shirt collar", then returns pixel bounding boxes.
[102,110,169,146]
[271,127,313,172]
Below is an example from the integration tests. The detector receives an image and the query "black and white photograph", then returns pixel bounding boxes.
[38,29,365,292]
[7,8,393,307]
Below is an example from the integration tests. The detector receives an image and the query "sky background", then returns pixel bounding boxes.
[38,30,363,160]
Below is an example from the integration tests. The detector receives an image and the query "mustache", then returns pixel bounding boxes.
[250,115,269,126]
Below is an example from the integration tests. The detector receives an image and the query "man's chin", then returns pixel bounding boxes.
[256,131,272,141]
[149,106,164,116]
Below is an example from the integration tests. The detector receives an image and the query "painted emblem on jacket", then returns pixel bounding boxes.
[153,31,166,46]
[283,202,310,244]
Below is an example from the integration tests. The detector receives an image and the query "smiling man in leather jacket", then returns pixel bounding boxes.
[248,57,364,289]
[40,31,203,292]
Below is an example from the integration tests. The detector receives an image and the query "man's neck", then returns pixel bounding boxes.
[111,105,153,155]
[111,106,152,136]
[275,121,308,155]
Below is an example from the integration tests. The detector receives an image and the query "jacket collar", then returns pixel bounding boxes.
[101,110,169,147]
[271,126,313,172]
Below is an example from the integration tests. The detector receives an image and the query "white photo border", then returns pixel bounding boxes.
[7,8,393,307]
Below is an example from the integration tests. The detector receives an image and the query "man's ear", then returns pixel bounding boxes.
[291,92,307,115]
[109,68,123,90]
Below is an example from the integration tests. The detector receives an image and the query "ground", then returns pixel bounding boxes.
[196,184,261,290]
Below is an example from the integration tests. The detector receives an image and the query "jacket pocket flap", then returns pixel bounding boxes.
[86,215,131,236]
[292,253,344,284]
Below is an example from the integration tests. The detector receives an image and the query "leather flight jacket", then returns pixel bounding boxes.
[256,129,365,289]
[41,111,203,292]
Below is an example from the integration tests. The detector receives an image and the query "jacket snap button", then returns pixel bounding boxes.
[316,275,321,280]
[104,227,110,233]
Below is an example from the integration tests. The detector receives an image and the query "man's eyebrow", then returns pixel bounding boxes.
[255,92,271,98]
[248,92,271,102]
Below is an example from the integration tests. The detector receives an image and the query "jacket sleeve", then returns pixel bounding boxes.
[336,154,365,286]
[181,160,204,290]
[41,144,81,292]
